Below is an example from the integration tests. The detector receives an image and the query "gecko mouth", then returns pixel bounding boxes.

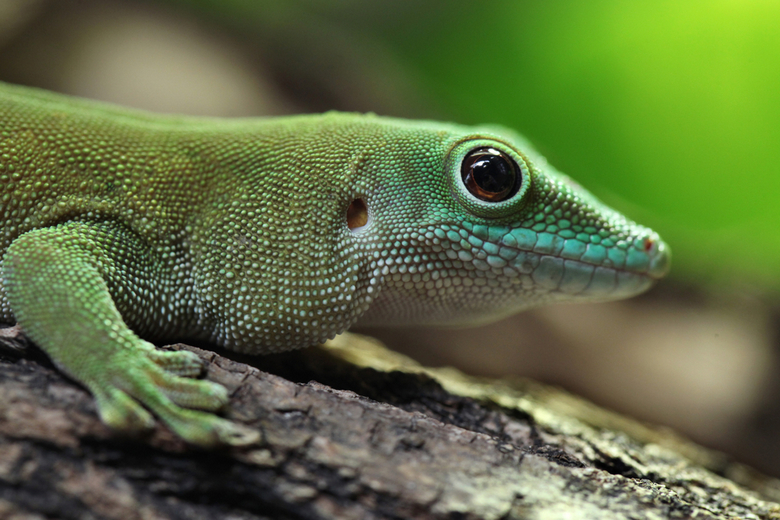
[500,235,670,299]
[567,236,669,279]
[541,256,656,299]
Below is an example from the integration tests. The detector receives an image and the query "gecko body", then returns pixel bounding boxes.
[0,82,669,445]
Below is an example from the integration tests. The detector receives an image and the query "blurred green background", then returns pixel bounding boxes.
[2,0,780,476]
[162,0,780,290]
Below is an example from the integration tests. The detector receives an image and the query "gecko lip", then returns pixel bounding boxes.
[565,236,670,297]
[533,257,657,299]
[499,234,671,279]
[489,233,671,299]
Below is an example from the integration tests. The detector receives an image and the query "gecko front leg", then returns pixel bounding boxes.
[2,220,258,446]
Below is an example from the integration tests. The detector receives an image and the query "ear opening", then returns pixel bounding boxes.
[347,198,369,231]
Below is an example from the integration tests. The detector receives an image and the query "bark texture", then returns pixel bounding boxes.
[0,328,779,520]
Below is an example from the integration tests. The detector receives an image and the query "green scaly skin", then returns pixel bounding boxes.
[0,82,670,446]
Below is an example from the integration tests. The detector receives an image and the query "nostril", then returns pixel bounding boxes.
[347,198,369,231]
[643,237,655,252]
[648,240,671,278]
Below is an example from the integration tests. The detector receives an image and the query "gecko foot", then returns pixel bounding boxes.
[85,346,260,447]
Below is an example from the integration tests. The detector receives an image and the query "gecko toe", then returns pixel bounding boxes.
[162,410,261,447]
[213,420,261,446]
[154,374,230,411]
[147,349,205,377]
[92,386,155,434]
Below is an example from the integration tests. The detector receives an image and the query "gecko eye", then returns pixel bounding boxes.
[460,147,520,202]
[448,138,531,218]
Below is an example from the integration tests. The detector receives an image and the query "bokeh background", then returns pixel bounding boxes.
[2,0,779,476]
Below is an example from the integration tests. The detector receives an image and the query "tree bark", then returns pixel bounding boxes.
[0,328,779,520]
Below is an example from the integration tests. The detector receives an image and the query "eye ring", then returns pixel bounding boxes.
[460,147,520,202]
[446,137,532,220]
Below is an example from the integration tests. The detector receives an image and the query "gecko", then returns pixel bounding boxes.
[0,81,669,446]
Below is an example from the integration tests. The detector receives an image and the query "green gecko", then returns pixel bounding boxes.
[0,81,669,446]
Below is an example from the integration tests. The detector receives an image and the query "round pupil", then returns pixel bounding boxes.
[472,155,512,192]
[461,147,519,202]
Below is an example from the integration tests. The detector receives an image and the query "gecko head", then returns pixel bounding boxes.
[353,120,670,327]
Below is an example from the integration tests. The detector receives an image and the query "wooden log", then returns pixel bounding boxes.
[0,328,778,519]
